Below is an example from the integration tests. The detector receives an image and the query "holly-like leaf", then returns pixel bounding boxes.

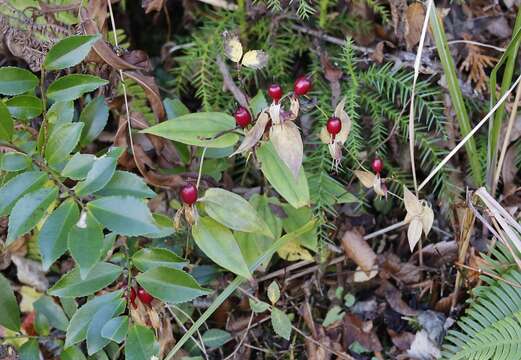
[86,299,125,355]
[44,34,100,70]
[6,95,43,120]
[74,156,117,196]
[0,171,48,216]
[61,153,96,180]
[0,66,38,95]
[0,273,21,331]
[79,96,109,146]
[0,102,13,141]
[131,248,186,272]
[101,316,128,343]
[125,324,159,360]
[68,213,104,279]
[47,74,108,102]
[45,122,84,166]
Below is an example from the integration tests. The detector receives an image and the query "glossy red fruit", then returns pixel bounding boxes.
[294,76,312,96]
[371,158,384,174]
[137,288,154,305]
[129,287,137,308]
[268,84,283,102]
[234,106,252,128]
[326,117,342,136]
[180,184,198,205]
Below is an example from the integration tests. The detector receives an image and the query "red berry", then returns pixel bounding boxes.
[326,117,342,136]
[294,76,312,96]
[129,287,137,307]
[371,158,384,174]
[234,106,251,128]
[180,184,198,205]
[137,288,154,305]
[268,84,283,102]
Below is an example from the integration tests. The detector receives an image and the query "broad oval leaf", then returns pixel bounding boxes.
[256,141,310,208]
[0,273,21,331]
[7,187,58,244]
[101,316,128,343]
[48,262,123,297]
[86,299,125,355]
[0,152,31,172]
[125,324,159,360]
[132,248,186,272]
[271,307,292,340]
[45,122,84,166]
[6,95,43,120]
[87,196,159,236]
[44,34,100,70]
[74,156,116,196]
[192,217,251,278]
[0,171,48,216]
[79,96,108,146]
[0,101,13,141]
[94,170,155,198]
[68,214,104,279]
[269,121,303,179]
[201,188,272,237]
[141,112,239,148]
[61,153,96,180]
[202,328,232,348]
[38,198,80,271]
[33,295,69,331]
[136,267,210,304]
[47,74,108,102]
[0,66,38,95]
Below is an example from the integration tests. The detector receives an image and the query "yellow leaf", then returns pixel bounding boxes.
[354,170,376,188]
[241,50,268,69]
[19,286,42,313]
[277,237,313,261]
[270,122,303,179]
[222,31,243,63]
[407,217,423,252]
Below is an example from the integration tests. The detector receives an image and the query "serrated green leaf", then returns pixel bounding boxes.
[0,171,48,216]
[94,170,155,198]
[45,122,84,166]
[271,308,292,340]
[192,217,251,278]
[132,247,186,272]
[0,66,38,95]
[141,112,239,148]
[257,141,310,208]
[201,188,272,237]
[87,196,159,236]
[0,273,21,331]
[0,101,13,141]
[44,34,100,70]
[47,74,108,102]
[86,299,125,355]
[202,329,231,348]
[136,267,210,304]
[68,213,103,279]
[33,295,69,331]
[267,281,280,304]
[7,187,58,244]
[125,324,159,360]
[38,198,79,270]
[74,156,116,196]
[79,96,108,146]
[47,101,74,127]
[0,152,31,172]
[61,153,96,180]
[249,299,270,313]
[48,262,123,298]
[6,95,43,120]
[101,316,128,343]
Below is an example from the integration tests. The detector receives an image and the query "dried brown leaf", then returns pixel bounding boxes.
[354,170,376,188]
[407,217,423,252]
[341,230,377,274]
[404,3,426,50]
[230,112,270,156]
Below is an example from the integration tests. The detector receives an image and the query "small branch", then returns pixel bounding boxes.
[216,55,249,108]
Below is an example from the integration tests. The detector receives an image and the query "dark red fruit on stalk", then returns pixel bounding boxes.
[326,117,342,136]
[137,288,154,305]
[234,106,251,128]
[371,158,384,174]
[268,84,283,102]
[180,184,198,205]
[294,76,312,96]
[129,287,137,308]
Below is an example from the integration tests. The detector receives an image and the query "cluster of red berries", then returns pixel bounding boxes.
[130,287,154,307]
[371,158,384,175]
[233,76,312,128]
[180,183,198,205]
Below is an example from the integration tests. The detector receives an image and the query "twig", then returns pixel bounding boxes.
[216,54,249,108]
[223,312,254,360]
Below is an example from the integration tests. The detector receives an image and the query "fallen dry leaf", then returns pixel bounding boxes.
[403,187,434,252]
[341,230,377,273]
[11,255,48,292]
[405,3,426,50]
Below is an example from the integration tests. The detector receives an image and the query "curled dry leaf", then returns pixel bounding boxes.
[354,170,387,197]
[270,121,303,179]
[403,186,434,252]
[230,111,270,156]
[341,230,377,274]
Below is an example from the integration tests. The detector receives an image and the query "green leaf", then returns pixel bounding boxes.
[101,316,128,343]
[202,329,231,348]
[309,173,358,206]
[47,101,75,127]
[61,346,87,360]
[7,187,58,244]
[256,142,310,208]
[87,196,159,236]
[94,170,155,198]
[47,74,108,102]
[267,281,280,304]
[48,262,123,297]
[192,217,251,278]
[0,273,21,331]
[79,96,108,146]
[33,295,69,331]
[74,156,116,196]
[141,112,239,148]
[65,291,123,347]
[271,308,292,340]
[132,247,186,272]
[86,299,125,355]
[0,171,48,216]
[144,213,175,239]
[44,34,100,70]
[19,339,40,360]
[0,152,31,172]
[163,97,190,119]
[281,205,317,251]
[38,198,79,270]
[250,90,268,117]
[45,122,84,166]
[0,66,38,95]
[6,95,43,120]
[68,213,104,279]
[62,153,96,180]
[0,101,13,141]
[125,324,159,360]
[249,299,270,313]
[322,305,344,327]
[60,297,77,319]
[136,267,210,304]
[201,188,272,237]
